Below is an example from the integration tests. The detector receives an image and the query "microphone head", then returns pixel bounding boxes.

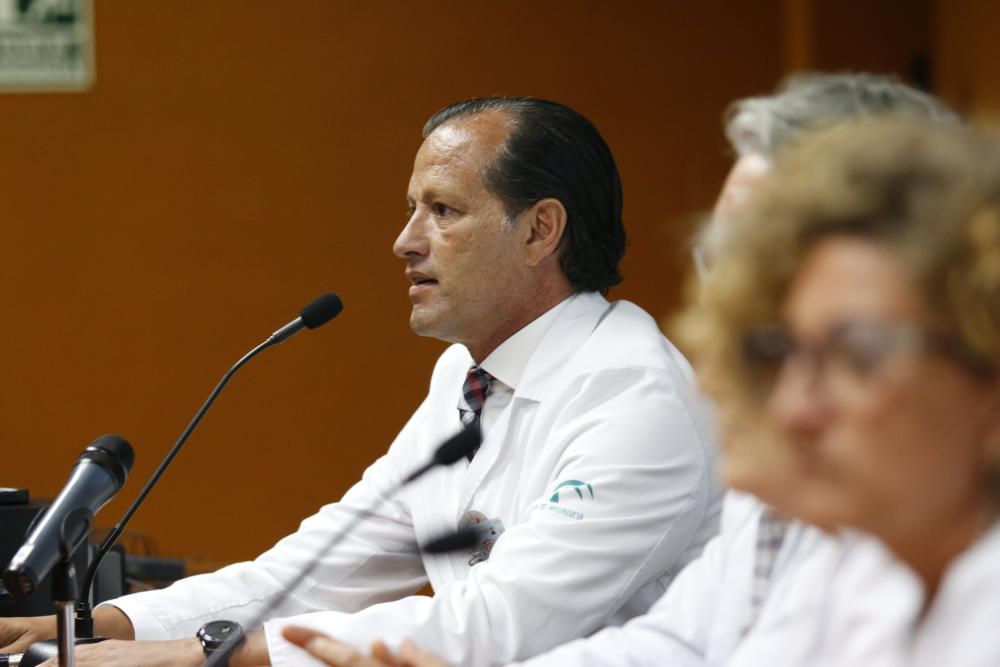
[82,434,134,490]
[432,425,482,467]
[300,293,344,329]
[422,527,481,554]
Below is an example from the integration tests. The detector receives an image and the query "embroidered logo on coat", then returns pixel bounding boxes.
[549,479,594,503]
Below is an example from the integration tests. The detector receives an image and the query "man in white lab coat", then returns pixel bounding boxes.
[0,97,722,667]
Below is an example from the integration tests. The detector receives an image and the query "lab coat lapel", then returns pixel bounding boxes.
[454,293,613,516]
[455,399,515,516]
[515,294,614,403]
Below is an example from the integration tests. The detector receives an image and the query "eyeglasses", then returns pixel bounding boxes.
[740,320,989,395]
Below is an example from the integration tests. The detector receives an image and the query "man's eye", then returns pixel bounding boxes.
[432,203,451,217]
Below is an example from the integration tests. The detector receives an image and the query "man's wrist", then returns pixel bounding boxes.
[230,628,270,667]
[184,637,209,666]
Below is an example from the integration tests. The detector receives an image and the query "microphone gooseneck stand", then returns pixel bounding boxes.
[75,337,274,638]
[7,295,343,667]
[203,426,482,667]
[15,335,285,667]
[74,293,343,641]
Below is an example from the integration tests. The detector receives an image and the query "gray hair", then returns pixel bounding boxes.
[724,72,960,159]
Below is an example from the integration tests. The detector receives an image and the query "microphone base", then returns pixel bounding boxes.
[20,637,107,667]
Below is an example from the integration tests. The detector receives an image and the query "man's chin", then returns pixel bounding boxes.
[410,314,469,350]
[409,311,444,339]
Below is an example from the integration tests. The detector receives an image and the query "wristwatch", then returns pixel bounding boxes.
[197,619,246,665]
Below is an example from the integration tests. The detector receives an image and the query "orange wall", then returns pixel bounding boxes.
[809,0,933,80]
[3,1,788,564]
[935,0,1000,117]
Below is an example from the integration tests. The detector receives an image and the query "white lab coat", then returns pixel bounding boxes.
[511,492,954,667]
[105,292,721,667]
[510,492,838,667]
[510,493,1000,667]
[907,520,1000,666]
[808,520,1000,667]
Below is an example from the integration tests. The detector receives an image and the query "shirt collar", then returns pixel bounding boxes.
[478,295,576,391]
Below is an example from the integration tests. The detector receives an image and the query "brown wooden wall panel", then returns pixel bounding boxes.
[0,1,784,563]
[935,0,1000,117]
[809,0,933,85]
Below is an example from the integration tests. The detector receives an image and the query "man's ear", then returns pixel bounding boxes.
[523,198,567,267]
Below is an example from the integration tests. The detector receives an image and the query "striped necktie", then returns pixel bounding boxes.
[458,366,494,459]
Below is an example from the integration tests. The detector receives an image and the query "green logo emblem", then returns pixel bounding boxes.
[549,480,594,503]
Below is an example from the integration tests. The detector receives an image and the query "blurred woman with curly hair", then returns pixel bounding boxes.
[678,116,1000,666]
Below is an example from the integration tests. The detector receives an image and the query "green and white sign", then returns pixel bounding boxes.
[0,0,92,92]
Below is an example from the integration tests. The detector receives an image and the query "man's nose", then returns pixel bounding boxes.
[393,211,428,258]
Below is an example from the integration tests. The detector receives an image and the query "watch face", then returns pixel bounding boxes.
[199,619,244,649]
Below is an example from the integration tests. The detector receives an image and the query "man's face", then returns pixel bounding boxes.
[394,112,530,356]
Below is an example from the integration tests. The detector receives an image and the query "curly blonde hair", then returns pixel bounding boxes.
[676,117,1000,487]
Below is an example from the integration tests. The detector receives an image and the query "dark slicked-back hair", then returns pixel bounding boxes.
[423,97,625,294]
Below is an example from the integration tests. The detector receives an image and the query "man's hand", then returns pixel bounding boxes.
[31,628,270,667]
[37,638,204,667]
[281,626,448,667]
[0,606,134,654]
[0,615,56,654]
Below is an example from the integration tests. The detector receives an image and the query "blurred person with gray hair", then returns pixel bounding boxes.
[695,72,957,275]
[274,74,966,667]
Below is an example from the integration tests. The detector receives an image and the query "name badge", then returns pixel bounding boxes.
[459,510,506,566]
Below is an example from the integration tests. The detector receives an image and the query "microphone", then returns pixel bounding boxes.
[203,425,482,667]
[74,293,343,638]
[403,425,481,483]
[268,293,344,345]
[3,435,134,598]
[421,527,481,554]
